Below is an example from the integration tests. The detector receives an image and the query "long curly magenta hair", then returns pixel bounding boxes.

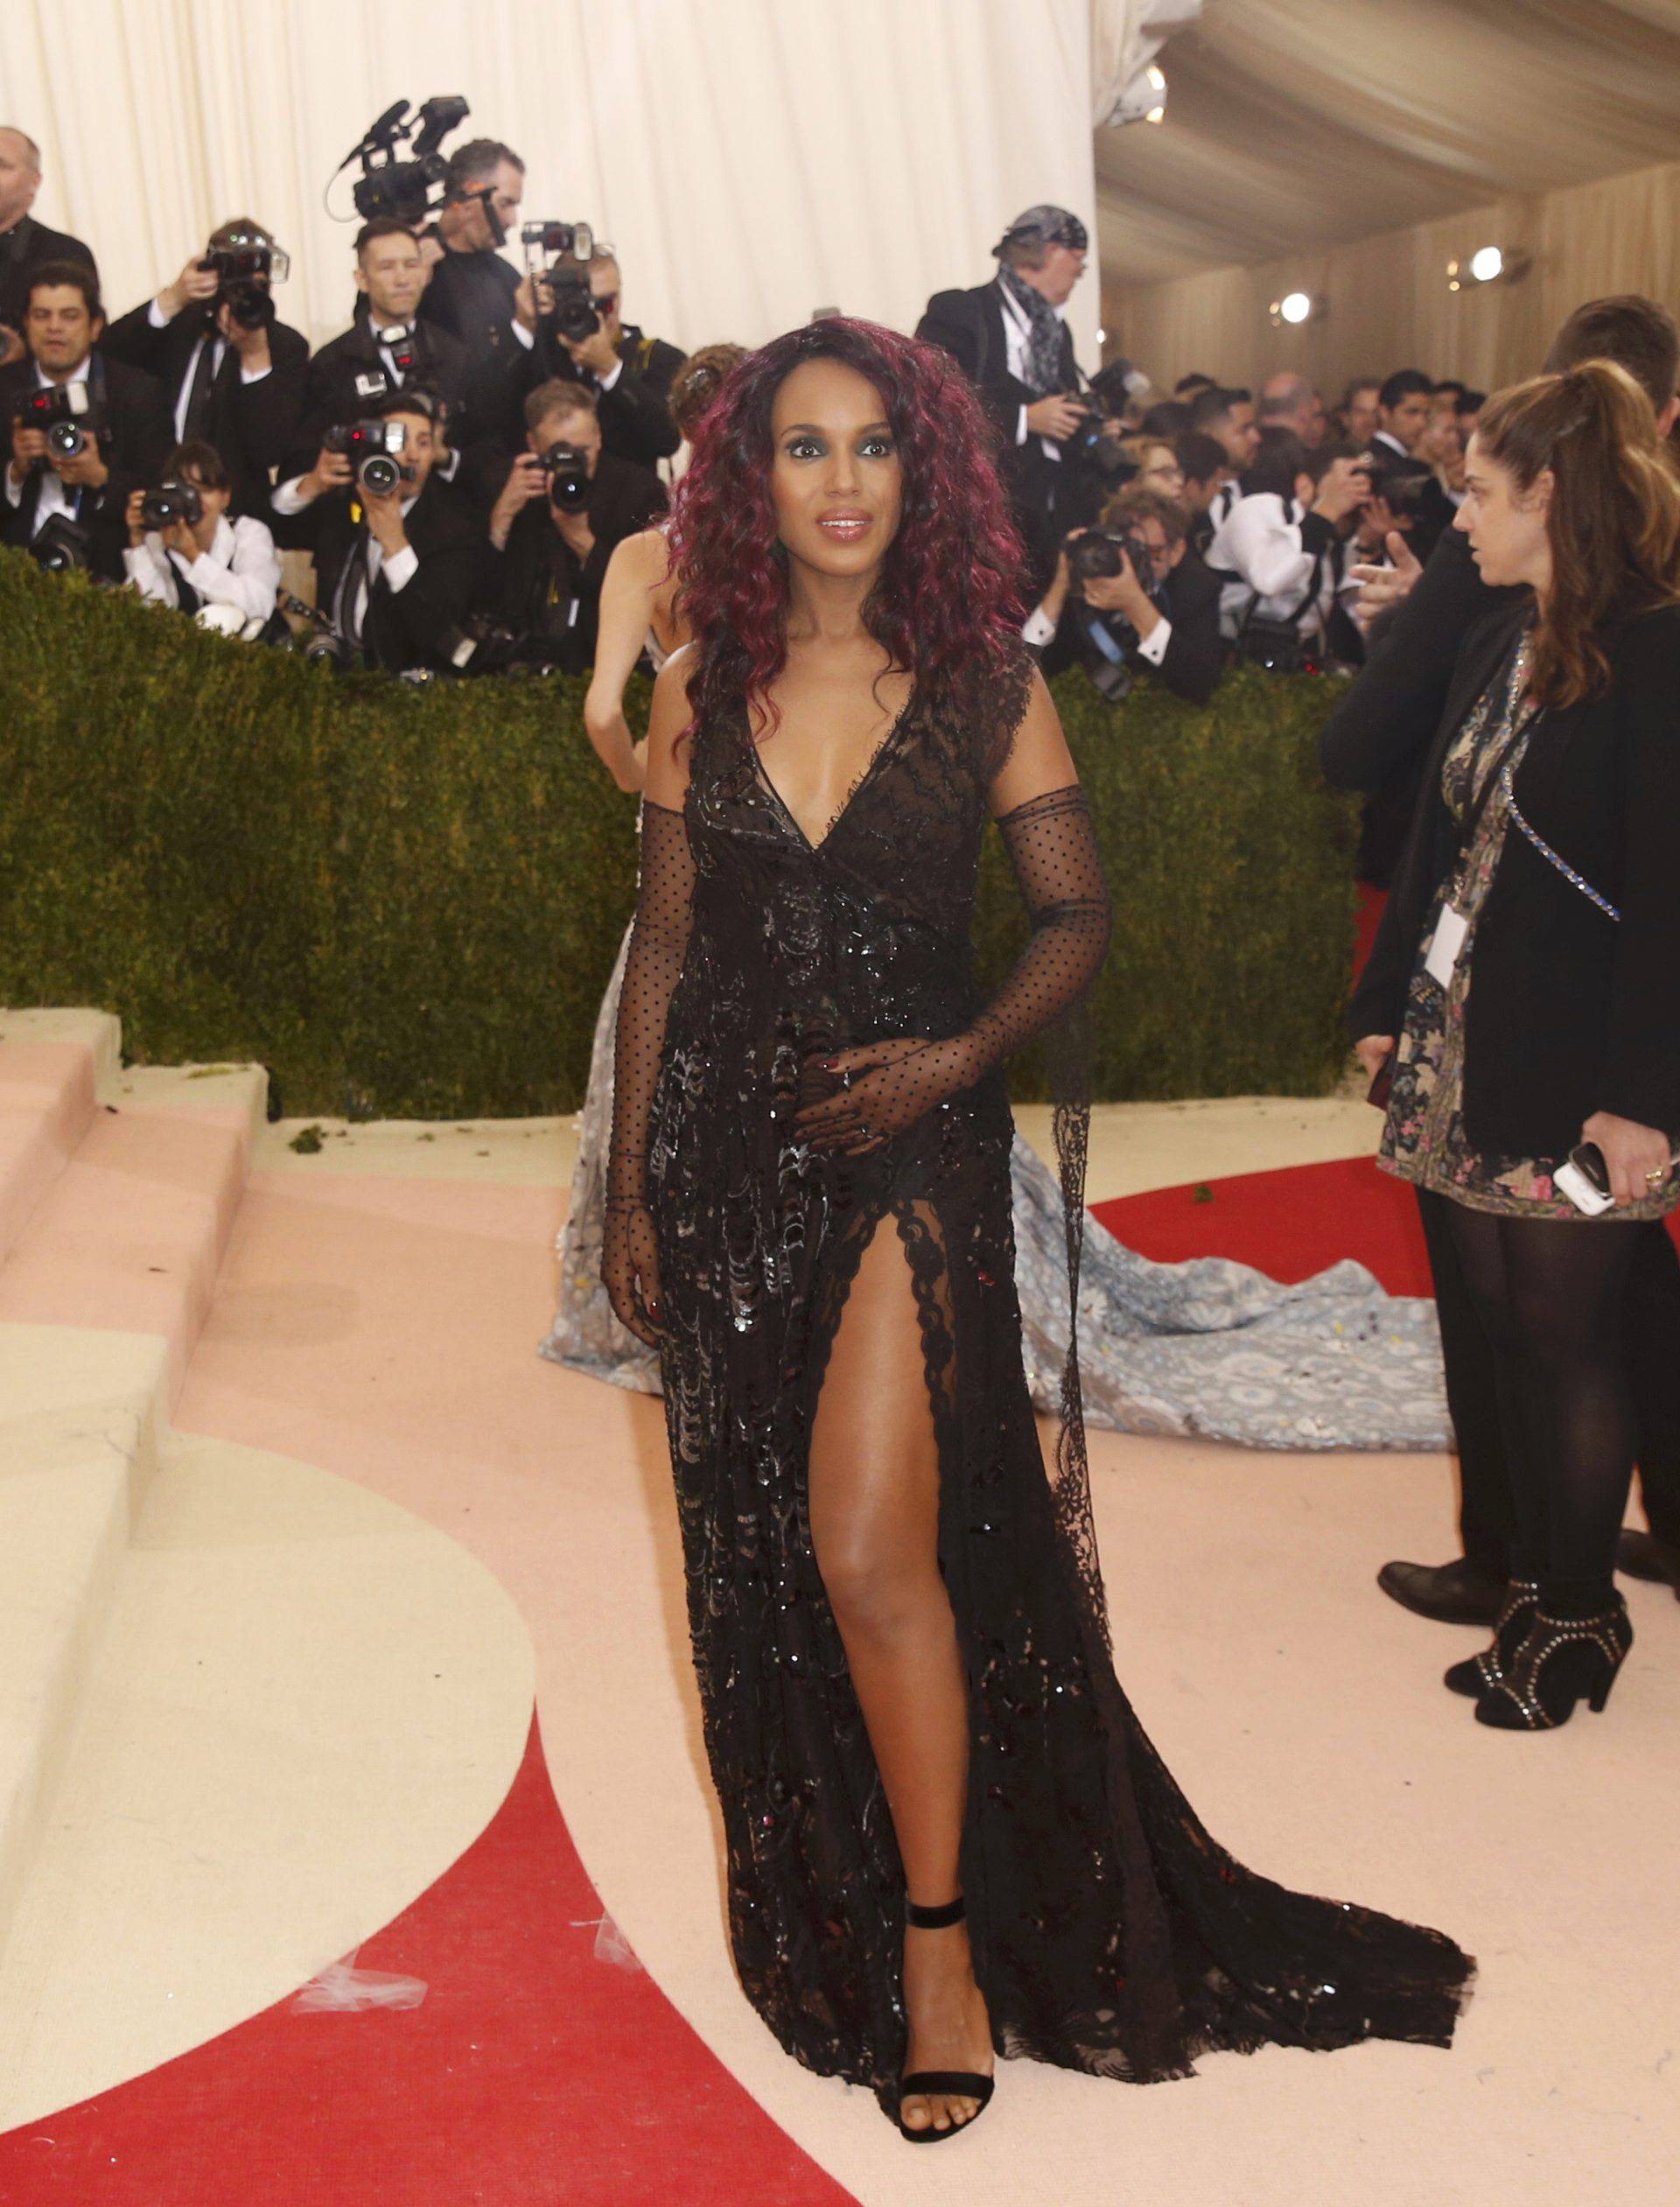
[668,316,1027,741]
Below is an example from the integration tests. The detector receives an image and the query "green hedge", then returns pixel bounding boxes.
[0,550,1360,1117]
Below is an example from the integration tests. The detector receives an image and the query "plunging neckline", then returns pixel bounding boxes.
[751,684,918,854]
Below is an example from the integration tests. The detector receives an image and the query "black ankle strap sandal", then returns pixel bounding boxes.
[895,1895,996,2143]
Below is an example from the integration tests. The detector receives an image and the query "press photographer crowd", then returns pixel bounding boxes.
[3,106,1677,865]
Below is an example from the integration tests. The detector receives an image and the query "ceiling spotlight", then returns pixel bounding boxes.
[1447,245,1530,292]
[1144,65,1167,124]
[1269,291,1320,327]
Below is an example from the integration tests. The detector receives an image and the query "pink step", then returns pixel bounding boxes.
[0,1082,264,1413]
[0,1040,100,1266]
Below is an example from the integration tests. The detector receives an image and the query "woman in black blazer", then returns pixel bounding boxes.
[1354,361,1680,1729]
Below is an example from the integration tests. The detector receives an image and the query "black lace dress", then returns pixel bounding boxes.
[606,653,1473,2107]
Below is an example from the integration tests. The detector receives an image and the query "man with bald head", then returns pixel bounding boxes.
[1259,370,1325,449]
[0,127,98,367]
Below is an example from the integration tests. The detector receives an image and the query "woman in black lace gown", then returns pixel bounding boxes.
[602,319,1473,2142]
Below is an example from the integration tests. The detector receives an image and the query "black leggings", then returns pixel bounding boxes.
[1442,1203,1641,1608]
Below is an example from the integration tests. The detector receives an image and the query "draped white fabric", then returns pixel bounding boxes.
[1,0,1100,361]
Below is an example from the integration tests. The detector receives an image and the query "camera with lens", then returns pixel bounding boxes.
[140,479,205,531]
[522,222,599,342]
[539,440,592,513]
[323,417,409,496]
[344,96,469,227]
[199,242,288,330]
[1062,397,1130,484]
[18,381,103,461]
[28,512,94,574]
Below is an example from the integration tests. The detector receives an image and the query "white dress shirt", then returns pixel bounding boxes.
[3,355,91,534]
[123,511,282,629]
[994,279,1065,462]
[147,296,270,443]
[1206,491,1339,641]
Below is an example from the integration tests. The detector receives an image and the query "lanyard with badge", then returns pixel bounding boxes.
[1424,640,1538,990]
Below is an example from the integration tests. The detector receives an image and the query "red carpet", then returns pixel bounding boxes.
[1091,1151,1680,1300]
[0,1710,854,2207]
[1092,1153,1433,1295]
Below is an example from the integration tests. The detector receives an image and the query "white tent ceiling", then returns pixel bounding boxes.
[1096,0,1680,291]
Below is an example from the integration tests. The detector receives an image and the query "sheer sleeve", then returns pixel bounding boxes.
[968,784,1112,1075]
[606,798,697,1209]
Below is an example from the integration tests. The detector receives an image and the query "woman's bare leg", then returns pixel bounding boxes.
[808,1209,993,2133]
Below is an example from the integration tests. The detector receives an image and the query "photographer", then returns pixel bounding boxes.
[122,438,281,635]
[417,139,535,449]
[1207,434,1371,670]
[1177,429,1237,553]
[916,203,1096,592]
[282,220,471,497]
[1025,484,1223,706]
[275,389,478,673]
[1,261,171,579]
[0,126,98,369]
[476,377,667,670]
[531,247,682,473]
[102,219,308,522]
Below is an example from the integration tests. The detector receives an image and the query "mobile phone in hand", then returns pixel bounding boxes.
[1555,1143,1616,1216]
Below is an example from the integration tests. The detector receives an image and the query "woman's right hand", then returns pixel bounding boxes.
[603,1202,664,1344]
[1354,1033,1395,1082]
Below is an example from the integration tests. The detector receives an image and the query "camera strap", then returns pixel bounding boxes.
[1236,519,1326,643]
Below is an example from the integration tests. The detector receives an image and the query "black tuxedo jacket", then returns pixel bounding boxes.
[0,351,172,578]
[0,216,99,347]
[418,247,534,450]
[1040,547,1225,705]
[284,315,472,480]
[475,448,668,667]
[310,477,482,673]
[102,300,309,518]
[915,280,1076,453]
[1349,601,1680,1155]
[536,324,684,471]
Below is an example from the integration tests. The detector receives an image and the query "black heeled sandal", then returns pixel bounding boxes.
[1474,1595,1634,1730]
[1444,1579,1540,1699]
[894,1895,995,2144]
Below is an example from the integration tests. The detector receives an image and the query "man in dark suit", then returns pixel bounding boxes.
[916,205,1096,595]
[1026,484,1224,706]
[532,247,682,473]
[1323,293,1680,1624]
[276,389,479,673]
[102,219,308,522]
[0,126,98,367]
[418,138,540,452]
[277,220,472,511]
[477,376,667,669]
[1,260,171,579]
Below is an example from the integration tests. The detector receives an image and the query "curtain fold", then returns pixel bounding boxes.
[0,0,1099,360]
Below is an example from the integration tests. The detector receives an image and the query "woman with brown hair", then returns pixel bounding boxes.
[1357,359,1680,1728]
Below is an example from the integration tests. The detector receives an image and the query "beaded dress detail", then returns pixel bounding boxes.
[605,647,1473,2099]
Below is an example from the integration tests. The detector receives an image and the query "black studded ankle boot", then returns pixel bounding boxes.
[1474,1594,1634,1731]
[1444,1578,1541,1699]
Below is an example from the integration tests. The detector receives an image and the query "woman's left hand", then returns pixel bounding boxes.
[794,1034,980,1155]
[1579,1110,1673,1207]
